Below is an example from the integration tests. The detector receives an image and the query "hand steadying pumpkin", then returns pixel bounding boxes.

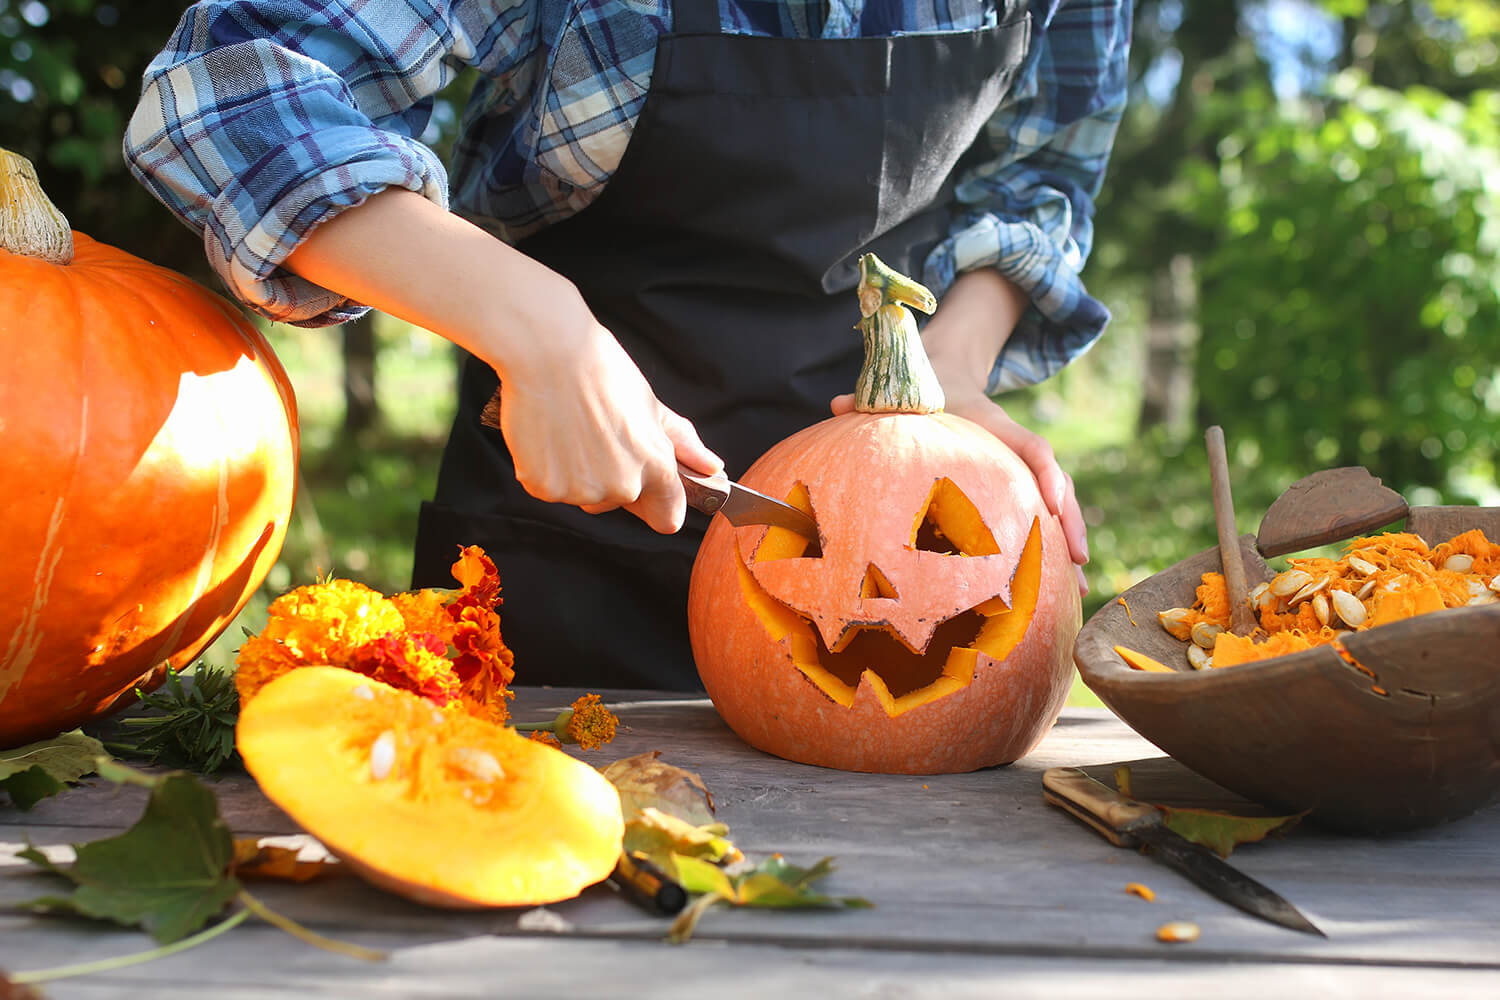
[832,266,1090,589]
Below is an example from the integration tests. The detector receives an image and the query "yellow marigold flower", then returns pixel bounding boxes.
[235,578,405,705]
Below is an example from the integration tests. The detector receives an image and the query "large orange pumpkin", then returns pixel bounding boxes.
[687,255,1080,773]
[0,150,299,747]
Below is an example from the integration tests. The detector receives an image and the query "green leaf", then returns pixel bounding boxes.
[111,665,241,775]
[621,807,740,869]
[1160,807,1306,858]
[0,731,106,809]
[665,853,871,943]
[18,764,240,944]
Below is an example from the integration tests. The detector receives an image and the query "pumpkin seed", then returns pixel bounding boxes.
[1490,574,1500,593]
[1189,621,1223,649]
[1271,570,1313,597]
[1156,921,1201,943]
[1158,607,1192,634]
[1249,581,1275,612]
[1467,592,1499,607]
[1356,578,1377,600]
[1187,644,1213,671]
[1331,589,1366,628]
[1289,575,1331,605]
[448,747,506,783]
[1347,555,1379,576]
[370,730,396,780]
[1443,553,1475,573]
[1312,591,1330,626]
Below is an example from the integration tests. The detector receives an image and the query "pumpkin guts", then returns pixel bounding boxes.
[1135,529,1500,670]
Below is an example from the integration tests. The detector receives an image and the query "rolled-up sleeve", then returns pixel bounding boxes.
[124,1,528,326]
[922,0,1131,393]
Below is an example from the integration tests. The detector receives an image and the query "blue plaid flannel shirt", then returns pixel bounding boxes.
[125,0,1130,392]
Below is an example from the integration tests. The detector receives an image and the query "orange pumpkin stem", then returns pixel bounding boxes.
[0,148,73,264]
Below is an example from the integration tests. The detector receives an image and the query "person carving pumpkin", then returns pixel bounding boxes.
[126,0,1130,690]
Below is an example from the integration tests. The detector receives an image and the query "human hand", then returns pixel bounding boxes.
[493,283,722,534]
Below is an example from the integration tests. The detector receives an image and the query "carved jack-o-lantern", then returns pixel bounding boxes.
[687,256,1081,774]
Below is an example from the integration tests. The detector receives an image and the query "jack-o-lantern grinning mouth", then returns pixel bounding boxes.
[733,479,1044,718]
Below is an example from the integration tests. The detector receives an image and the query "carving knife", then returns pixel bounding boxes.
[679,464,820,552]
[1042,766,1325,936]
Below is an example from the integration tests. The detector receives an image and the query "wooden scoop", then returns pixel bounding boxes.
[1204,426,1257,636]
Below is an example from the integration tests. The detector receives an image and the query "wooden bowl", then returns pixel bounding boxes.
[1075,498,1500,833]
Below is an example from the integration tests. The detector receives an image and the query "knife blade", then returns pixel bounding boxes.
[1042,766,1324,936]
[679,464,821,553]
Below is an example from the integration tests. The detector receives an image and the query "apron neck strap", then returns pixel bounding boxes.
[674,0,723,36]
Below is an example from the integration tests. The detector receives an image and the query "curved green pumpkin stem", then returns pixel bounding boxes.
[853,253,943,414]
[0,147,73,264]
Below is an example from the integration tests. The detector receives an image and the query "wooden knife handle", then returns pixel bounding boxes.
[1042,767,1161,848]
[678,464,729,515]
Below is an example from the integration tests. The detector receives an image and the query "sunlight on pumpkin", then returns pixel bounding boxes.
[737,473,1044,716]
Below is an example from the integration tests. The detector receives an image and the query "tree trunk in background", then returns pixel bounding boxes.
[343,312,379,435]
[1137,253,1198,439]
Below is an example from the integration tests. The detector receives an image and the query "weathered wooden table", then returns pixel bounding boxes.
[4,687,1499,998]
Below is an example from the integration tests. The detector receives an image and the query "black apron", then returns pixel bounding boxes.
[414,0,1032,690]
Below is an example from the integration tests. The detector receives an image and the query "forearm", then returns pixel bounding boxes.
[921,268,1030,402]
[282,188,584,381]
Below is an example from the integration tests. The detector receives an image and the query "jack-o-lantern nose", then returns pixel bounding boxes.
[860,563,898,600]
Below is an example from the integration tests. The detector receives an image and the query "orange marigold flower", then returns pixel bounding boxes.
[562,694,619,750]
[449,545,501,611]
[347,633,462,705]
[512,693,619,750]
[527,729,563,748]
[391,588,457,642]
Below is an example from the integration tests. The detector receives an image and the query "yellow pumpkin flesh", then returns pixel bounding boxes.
[237,666,624,907]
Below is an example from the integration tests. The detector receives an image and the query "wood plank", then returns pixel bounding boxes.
[5,691,1499,995]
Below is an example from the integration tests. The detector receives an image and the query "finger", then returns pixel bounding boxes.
[1057,471,1089,566]
[579,501,621,516]
[661,407,723,476]
[1076,564,1090,598]
[626,447,687,535]
[829,393,856,416]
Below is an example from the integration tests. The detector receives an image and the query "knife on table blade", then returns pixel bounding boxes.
[1042,766,1324,937]
[679,464,820,551]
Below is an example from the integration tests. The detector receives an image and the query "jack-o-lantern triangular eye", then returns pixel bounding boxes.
[860,563,899,599]
[752,481,821,562]
[912,478,1001,556]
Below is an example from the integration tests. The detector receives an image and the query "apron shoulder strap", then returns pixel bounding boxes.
[673,0,723,36]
